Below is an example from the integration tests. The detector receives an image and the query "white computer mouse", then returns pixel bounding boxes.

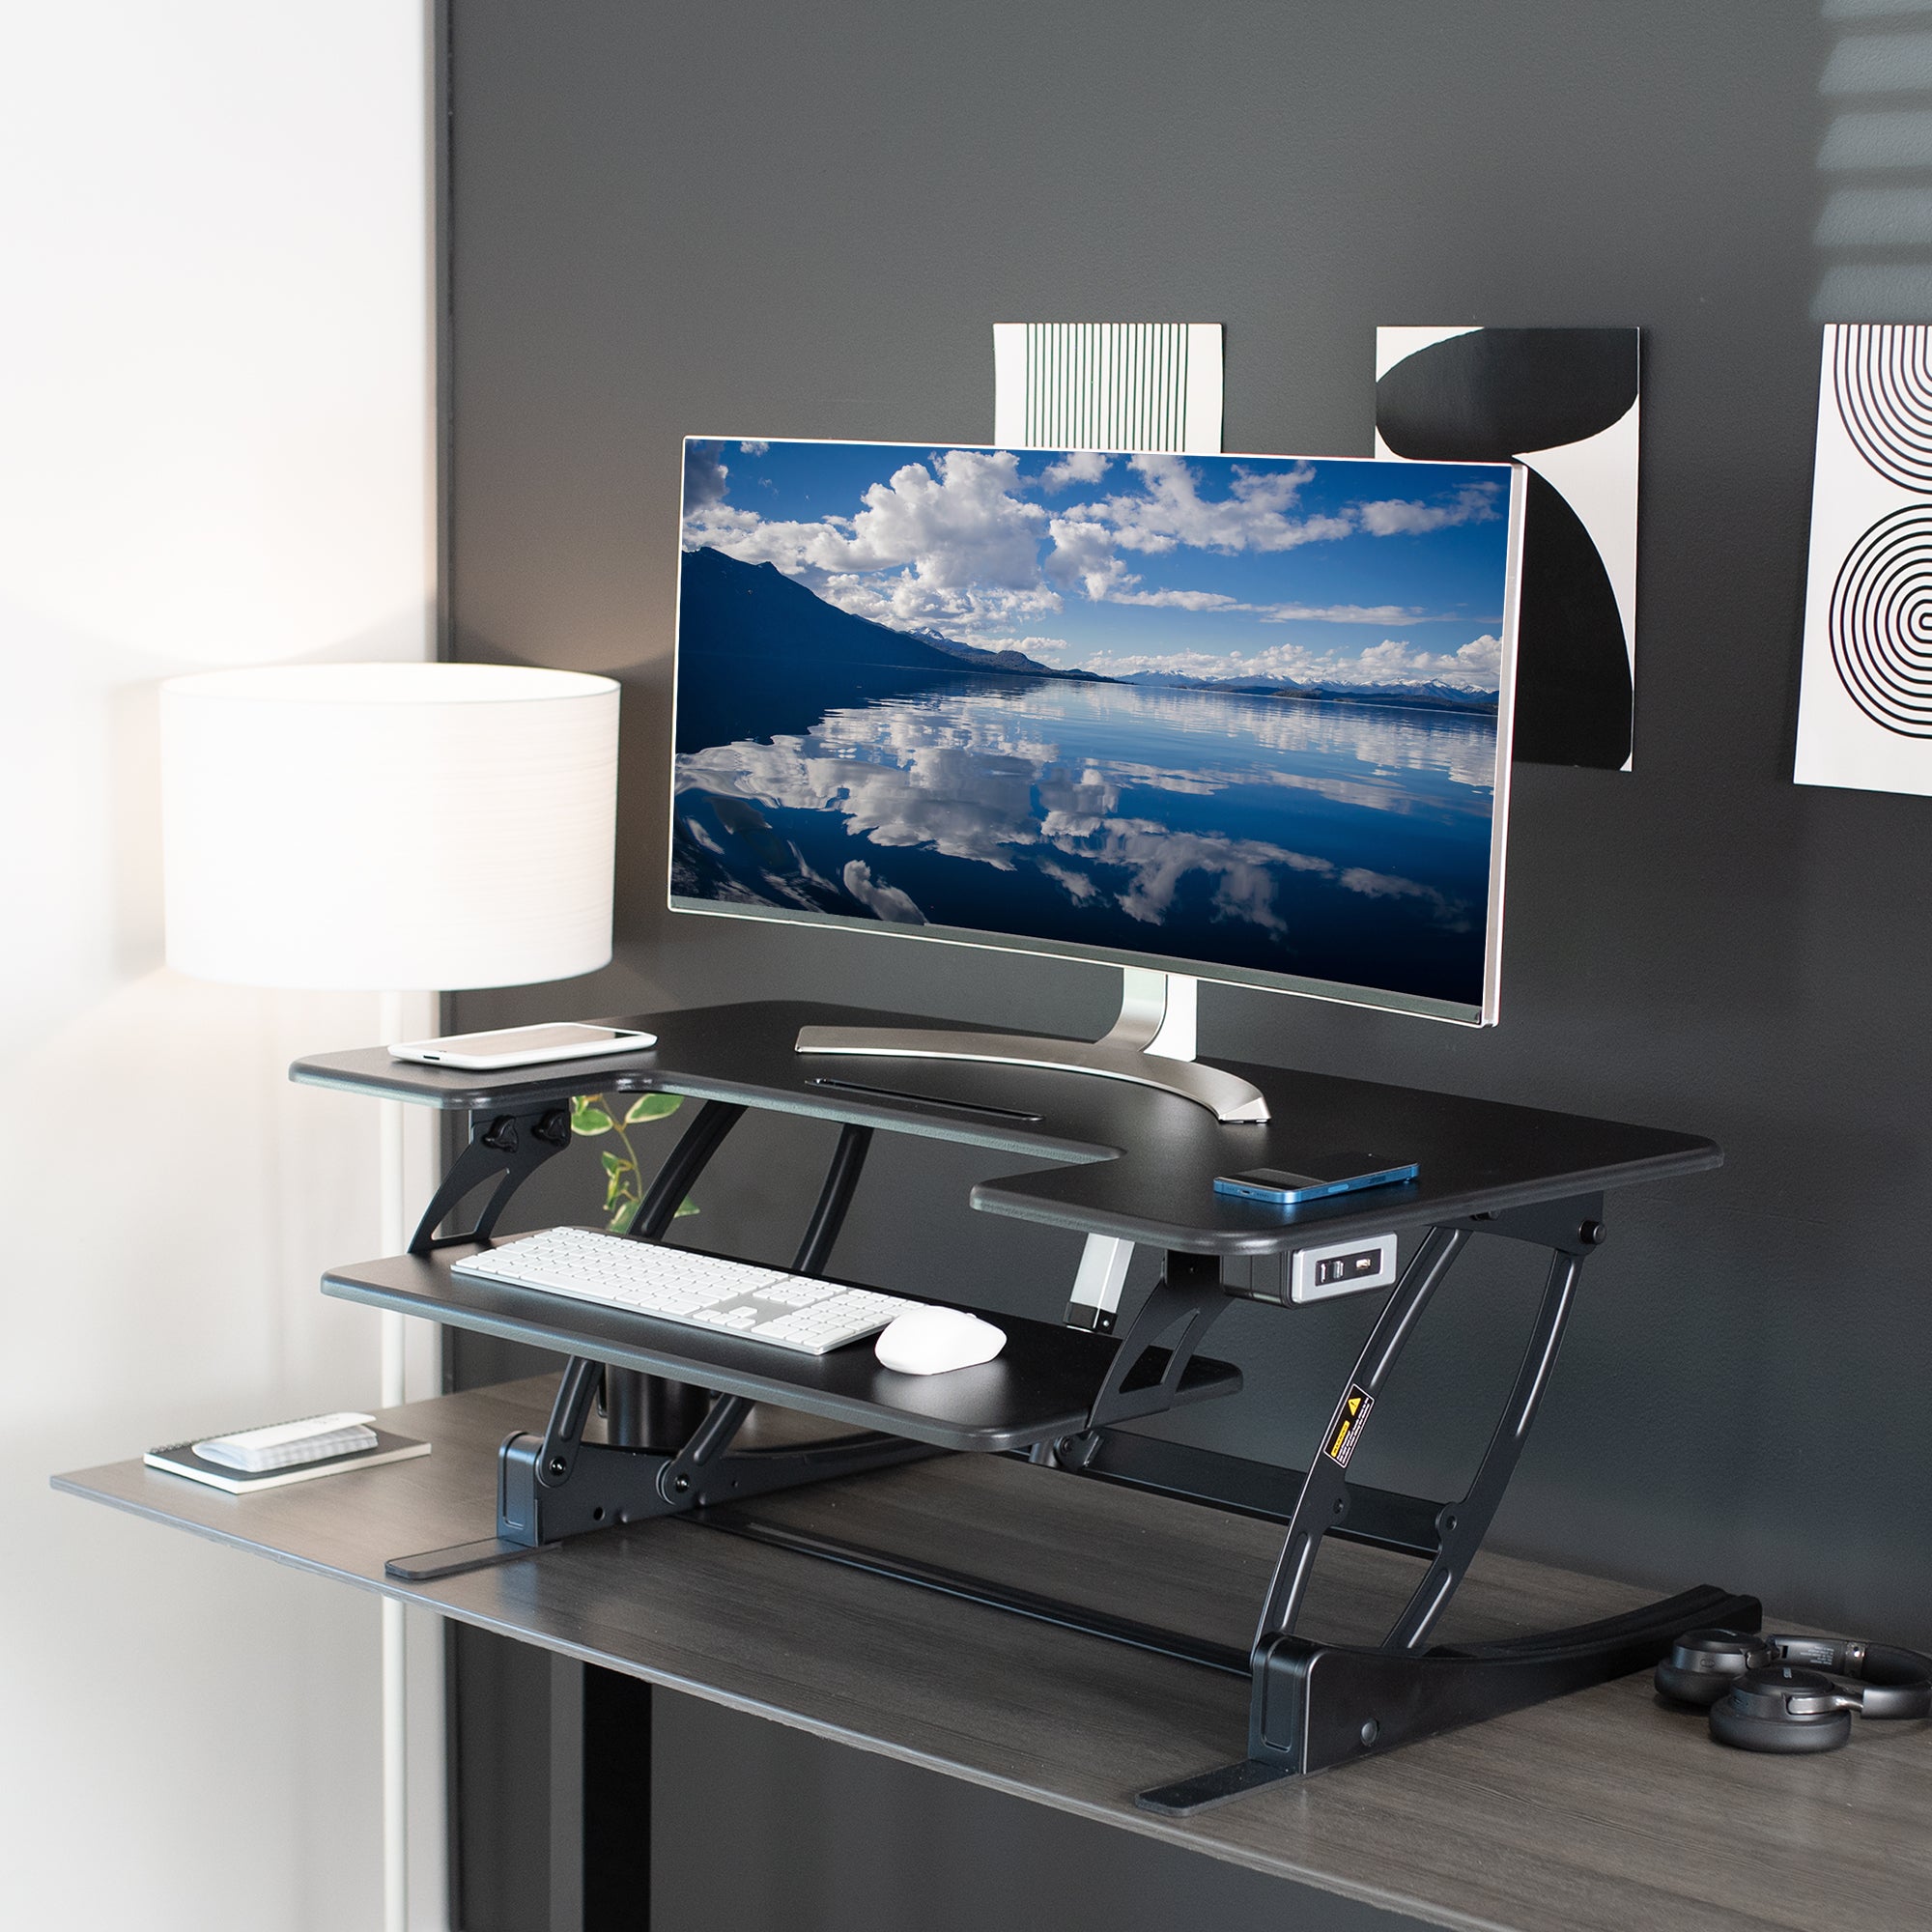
[874,1306,1007,1376]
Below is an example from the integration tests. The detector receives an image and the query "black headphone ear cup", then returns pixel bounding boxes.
[1710,1668,1855,1754]
[1710,1699,1854,1753]
[1657,1662,1734,1707]
[1656,1629,1763,1707]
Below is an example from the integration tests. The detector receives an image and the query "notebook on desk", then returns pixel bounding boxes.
[145,1429,430,1495]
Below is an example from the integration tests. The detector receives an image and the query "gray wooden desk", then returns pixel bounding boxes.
[56,1379,1932,1932]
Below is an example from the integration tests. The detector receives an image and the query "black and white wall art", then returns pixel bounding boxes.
[1794,325,1932,798]
[993,323,1223,454]
[1376,327,1640,770]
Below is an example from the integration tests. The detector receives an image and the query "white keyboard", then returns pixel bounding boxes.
[450,1226,918,1356]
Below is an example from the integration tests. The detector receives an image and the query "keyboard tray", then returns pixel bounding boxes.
[324,1241,1241,1455]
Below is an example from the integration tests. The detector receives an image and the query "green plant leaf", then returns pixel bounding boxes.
[600,1149,639,1213]
[571,1096,615,1136]
[624,1094,685,1124]
[608,1197,643,1236]
[674,1196,699,1217]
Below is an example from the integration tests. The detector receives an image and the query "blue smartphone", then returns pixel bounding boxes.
[1212,1153,1420,1207]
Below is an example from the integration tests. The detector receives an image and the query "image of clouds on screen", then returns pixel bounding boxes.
[675,688,1485,934]
[680,440,1510,692]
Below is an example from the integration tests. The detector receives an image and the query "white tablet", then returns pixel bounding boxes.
[387,1022,657,1069]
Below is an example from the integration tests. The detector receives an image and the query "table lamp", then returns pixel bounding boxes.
[158,660,620,1932]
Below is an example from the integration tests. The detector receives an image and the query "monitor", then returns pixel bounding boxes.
[669,438,1525,1122]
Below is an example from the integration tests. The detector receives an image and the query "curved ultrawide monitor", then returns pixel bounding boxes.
[668,440,1525,1025]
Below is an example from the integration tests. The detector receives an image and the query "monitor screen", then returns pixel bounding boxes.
[669,440,1524,1025]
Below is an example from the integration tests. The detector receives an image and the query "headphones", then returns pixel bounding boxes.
[1657,1629,1932,1753]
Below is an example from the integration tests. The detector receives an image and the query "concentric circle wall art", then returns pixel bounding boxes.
[1796,324,1932,796]
[1829,505,1932,737]
[1833,324,1932,497]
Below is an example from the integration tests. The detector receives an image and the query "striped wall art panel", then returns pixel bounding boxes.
[992,323,1223,454]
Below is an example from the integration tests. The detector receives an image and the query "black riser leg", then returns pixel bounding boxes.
[500,1435,675,1543]
[1140,1585,1760,1812]
[1246,1228,1468,1668]
[1381,1248,1585,1653]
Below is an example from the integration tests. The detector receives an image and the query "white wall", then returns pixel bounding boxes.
[0,5,438,1926]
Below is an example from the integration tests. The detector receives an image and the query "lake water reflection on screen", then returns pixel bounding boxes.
[671,676,1499,1009]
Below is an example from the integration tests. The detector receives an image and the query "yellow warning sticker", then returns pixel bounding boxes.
[1323,1383,1375,1467]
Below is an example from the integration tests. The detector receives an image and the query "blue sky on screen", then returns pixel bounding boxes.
[681,439,1512,688]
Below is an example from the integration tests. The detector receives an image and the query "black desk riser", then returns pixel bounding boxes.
[294,999,1751,1812]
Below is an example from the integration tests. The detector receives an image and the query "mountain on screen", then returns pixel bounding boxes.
[1120,668,1496,712]
[680,544,1494,717]
[679,546,1103,680]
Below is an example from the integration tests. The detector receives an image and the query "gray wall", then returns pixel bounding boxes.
[446,0,1932,1918]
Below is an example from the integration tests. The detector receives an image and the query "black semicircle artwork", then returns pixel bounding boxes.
[1514,469,1634,768]
[1376,327,1637,770]
[1376,327,1637,460]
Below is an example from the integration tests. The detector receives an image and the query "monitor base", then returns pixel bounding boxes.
[794,968,1271,1124]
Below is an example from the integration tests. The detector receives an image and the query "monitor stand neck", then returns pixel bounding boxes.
[793,967,1270,1124]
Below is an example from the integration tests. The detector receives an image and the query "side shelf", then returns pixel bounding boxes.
[323,1242,1242,1456]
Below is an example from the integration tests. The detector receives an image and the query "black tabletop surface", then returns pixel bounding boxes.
[293,1000,1720,1256]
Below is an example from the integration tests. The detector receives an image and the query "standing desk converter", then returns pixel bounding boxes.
[275,999,1750,1812]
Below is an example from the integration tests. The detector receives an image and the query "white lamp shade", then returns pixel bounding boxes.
[160,663,620,990]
